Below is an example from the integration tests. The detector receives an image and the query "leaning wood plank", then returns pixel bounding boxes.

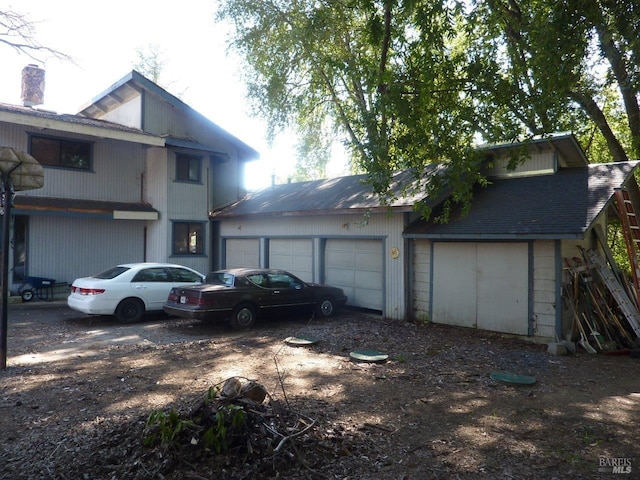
[584,249,640,338]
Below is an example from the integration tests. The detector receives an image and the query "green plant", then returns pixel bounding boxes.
[395,353,406,363]
[203,404,247,453]
[144,409,195,448]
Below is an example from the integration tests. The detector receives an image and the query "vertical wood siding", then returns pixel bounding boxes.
[412,239,431,321]
[5,125,147,202]
[484,151,555,177]
[533,240,557,339]
[26,215,145,284]
[144,147,169,263]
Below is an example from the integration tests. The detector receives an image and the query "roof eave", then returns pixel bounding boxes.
[0,110,164,146]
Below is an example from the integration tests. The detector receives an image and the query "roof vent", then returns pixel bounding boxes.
[21,64,45,107]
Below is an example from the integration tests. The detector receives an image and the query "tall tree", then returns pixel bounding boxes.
[134,43,166,85]
[218,0,640,215]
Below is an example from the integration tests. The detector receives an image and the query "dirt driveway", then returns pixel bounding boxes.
[1,301,639,479]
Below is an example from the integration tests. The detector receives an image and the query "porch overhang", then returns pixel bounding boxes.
[14,196,159,220]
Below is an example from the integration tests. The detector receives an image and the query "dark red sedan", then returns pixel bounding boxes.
[163,268,348,329]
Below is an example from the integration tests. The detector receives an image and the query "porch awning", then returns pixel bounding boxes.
[13,196,159,220]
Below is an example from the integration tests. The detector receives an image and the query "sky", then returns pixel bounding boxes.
[0,0,344,190]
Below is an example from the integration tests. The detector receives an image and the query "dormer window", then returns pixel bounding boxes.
[175,153,201,183]
[30,134,91,170]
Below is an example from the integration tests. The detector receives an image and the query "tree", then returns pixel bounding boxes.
[0,9,69,62]
[134,43,166,85]
[217,0,640,216]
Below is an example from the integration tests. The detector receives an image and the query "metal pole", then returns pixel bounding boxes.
[0,174,11,369]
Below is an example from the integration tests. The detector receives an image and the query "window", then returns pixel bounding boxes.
[132,268,170,282]
[167,267,203,282]
[30,135,91,170]
[176,154,201,182]
[267,272,302,289]
[173,222,204,255]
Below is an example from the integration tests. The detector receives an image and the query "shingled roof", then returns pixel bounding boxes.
[211,168,438,218]
[404,162,639,240]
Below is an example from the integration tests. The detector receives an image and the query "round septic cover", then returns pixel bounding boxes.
[350,349,388,362]
[285,336,319,346]
[490,371,536,385]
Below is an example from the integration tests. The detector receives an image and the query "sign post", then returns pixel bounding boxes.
[0,147,43,370]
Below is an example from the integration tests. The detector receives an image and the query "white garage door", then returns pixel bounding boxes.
[225,238,260,268]
[325,239,383,311]
[432,242,529,335]
[269,239,313,282]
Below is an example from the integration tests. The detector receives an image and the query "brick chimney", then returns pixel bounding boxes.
[21,64,45,107]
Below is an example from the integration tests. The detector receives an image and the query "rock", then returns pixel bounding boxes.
[241,381,267,403]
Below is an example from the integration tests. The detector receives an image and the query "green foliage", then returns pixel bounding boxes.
[203,405,246,453]
[144,409,195,448]
[144,400,247,454]
[217,0,640,217]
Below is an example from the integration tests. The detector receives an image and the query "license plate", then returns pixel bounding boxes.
[180,296,187,304]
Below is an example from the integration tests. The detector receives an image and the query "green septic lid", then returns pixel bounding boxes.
[285,336,319,346]
[490,371,536,385]
[350,349,388,362]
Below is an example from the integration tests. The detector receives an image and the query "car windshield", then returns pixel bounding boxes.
[93,266,130,279]
[205,272,235,286]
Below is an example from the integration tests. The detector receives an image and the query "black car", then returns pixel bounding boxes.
[164,268,348,328]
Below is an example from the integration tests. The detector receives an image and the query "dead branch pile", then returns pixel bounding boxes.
[563,248,640,354]
[140,376,329,479]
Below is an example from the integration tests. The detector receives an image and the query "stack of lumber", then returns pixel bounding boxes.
[563,248,640,353]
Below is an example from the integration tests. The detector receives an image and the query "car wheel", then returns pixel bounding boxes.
[115,298,145,323]
[230,304,256,329]
[316,297,335,318]
[21,289,34,302]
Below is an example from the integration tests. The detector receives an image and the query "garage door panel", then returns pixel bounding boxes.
[431,242,529,335]
[226,239,260,269]
[269,239,313,281]
[477,243,528,334]
[326,250,356,268]
[325,239,383,311]
[432,243,477,328]
[353,287,384,310]
[355,270,382,289]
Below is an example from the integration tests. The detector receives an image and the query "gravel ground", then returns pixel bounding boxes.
[1,302,639,479]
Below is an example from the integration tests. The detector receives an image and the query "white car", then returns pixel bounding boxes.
[68,263,205,322]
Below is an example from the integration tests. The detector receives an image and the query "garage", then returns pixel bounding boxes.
[324,238,384,311]
[225,238,260,268]
[431,242,530,335]
[268,238,313,281]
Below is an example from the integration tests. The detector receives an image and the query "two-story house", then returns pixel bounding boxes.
[0,67,257,291]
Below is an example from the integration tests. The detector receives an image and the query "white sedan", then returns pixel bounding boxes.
[68,263,205,322]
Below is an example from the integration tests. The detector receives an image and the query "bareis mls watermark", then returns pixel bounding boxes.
[598,456,633,474]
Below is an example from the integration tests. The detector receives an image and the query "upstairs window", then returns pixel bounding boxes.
[176,153,201,182]
[30,135,91,170]
[173,222,204,255]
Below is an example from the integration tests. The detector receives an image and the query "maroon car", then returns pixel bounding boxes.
[163,268,348,329]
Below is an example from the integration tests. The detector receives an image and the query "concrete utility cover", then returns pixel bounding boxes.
[0,147,44,191]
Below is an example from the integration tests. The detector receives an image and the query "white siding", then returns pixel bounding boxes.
[412,239,431,322]
[533,240,557,339]
[484,151,556,178]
